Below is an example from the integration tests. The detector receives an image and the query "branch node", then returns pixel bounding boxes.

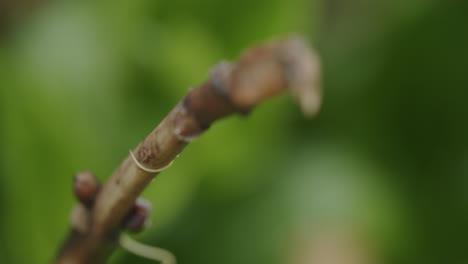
[210,62,252,115]
[172,105,206,143]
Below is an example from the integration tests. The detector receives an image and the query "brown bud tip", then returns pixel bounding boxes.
[279,36,322,118]
[74,171,100,207]
[124,198,152,233]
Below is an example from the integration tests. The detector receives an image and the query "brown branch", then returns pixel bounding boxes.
[55,35,322,264]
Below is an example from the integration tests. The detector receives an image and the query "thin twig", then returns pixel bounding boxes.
[56,35,322,264]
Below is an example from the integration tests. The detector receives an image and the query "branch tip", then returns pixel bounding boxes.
[279,36,322,117]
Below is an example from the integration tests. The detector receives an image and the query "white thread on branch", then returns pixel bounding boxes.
[120,234,177,264]
[130,150,174,173]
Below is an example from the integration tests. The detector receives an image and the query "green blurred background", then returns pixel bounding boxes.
[1,0,467,263]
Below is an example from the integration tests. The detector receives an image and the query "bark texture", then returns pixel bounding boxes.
[56,36,322,264]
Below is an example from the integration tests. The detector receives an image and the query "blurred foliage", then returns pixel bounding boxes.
[1,0,467,263]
